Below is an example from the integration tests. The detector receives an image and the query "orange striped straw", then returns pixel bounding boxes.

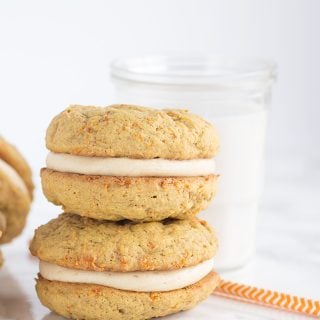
[213,279,320,318]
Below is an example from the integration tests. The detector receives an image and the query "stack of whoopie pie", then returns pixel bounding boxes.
[30,105,221,320]
[0,136,33,266]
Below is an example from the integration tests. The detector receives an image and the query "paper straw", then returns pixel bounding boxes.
[213,279,320,318]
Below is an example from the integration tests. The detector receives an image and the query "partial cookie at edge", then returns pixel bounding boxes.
[41,169,218,221]
[46,105,219,160]
[36,272,220,320]
[0,166,31,244]
[0,211,6,236]
[0,136,34,198]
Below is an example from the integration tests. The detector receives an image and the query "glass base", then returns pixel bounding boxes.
[199,201,258,271]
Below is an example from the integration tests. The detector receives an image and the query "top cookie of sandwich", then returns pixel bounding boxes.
[0,136,34,198]
[46,105,219,160]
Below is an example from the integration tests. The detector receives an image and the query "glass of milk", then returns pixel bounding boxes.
[110,55,277,271]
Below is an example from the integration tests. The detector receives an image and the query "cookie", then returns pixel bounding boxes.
[31,213,219,319]
[0,211,6,238]
[43,105,219,221]
[0,136,34,198]
[30,213,218,272]
[46,105,219,160]
[41,169,218,221]
[36,272,220,320]
[0,159,31,244]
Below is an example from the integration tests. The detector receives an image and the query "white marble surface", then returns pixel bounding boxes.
[0,152,319,319]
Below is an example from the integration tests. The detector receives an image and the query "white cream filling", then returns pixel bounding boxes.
[46,152,216,177]
[0,159,28,195]
[39,258,214,292]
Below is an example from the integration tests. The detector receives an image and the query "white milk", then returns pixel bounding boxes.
[111,55,276,271]
[200,109,267,270]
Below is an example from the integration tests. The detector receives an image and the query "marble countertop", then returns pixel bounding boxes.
[0,153,319,319]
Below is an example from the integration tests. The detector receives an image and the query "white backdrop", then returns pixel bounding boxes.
[0,0,319,229]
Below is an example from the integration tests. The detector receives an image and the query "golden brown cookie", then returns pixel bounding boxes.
[30,213,218,272]
[0,136,34,198]
[46,105,219,160]
[41,169,218,222]
[0,159,31,244]
[36,272,220,320]
[0,211,6,238]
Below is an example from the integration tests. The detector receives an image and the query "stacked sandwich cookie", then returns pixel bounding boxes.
[30,105,221,320]
[30,214,220,319]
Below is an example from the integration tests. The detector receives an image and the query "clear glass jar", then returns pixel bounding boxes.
[111,55,277,271]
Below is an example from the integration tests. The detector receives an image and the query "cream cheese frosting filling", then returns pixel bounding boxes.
[0,159,28,195]
[39,258,214,292]
[46,152,216,177]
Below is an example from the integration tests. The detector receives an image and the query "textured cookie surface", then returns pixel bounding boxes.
[0,136,34,198]
[30,213,218,272]
[46,105,219,159]
[41,169,217,221]
[0,166,31,244]
[36,272,220,320]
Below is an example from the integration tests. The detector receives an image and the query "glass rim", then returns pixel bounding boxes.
[110,54,277,86]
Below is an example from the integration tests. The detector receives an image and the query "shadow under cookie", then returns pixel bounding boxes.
[0,268,32,320]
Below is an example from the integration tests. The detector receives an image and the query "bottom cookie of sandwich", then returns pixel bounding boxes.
[36,271,220,320]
